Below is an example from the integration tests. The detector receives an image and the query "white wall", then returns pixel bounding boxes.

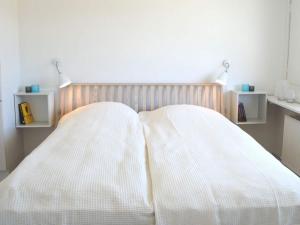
[0,0,24,171]
[289,0,300,86]
[17,0,289,156]
[288,0,300,101]
[0,65,6,170]
[18,0,288,91]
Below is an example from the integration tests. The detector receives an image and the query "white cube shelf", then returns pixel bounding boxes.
[14,91,55,128]
[231,91,267,125]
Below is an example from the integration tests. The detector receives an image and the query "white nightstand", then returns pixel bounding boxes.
[231,91,267,125]
[14,91,55,128]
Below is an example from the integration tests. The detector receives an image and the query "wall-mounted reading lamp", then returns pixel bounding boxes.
[216,60,230,86]
[53,60,72,88]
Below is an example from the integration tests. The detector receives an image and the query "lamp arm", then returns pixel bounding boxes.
[55,61,62,75]
[52,59,72,88]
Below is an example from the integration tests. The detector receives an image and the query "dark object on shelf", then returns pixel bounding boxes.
[25,86,32,93]
[238,103,247,122]
[249,85,255,92]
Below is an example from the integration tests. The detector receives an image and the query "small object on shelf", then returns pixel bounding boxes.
[31,85,40,93]
[249,85,255,92]
[275,80,289,101]
[242,84,250,92]
[285,89,296,103]
[238,103,247,122]
[18,102,34,125]
[25,86,32,93]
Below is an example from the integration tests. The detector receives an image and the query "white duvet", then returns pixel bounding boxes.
[0,103,154,225]
[140,105,300,225]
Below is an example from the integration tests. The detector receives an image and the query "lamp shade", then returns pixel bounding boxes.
[53,60,72,88]
[59,73,72,88]
[216,71,229,86]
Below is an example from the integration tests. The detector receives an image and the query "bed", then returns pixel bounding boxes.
[0,102,154,225]
[140,105,300,225]
[0,83,299,225]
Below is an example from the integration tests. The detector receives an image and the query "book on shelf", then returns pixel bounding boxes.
[238,103,247,122]
[18,102,34,125]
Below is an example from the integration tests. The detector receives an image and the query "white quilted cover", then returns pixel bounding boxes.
[0,102,154,225]
[140,105,300,225]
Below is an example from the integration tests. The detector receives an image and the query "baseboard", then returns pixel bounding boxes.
[0,171,9,182]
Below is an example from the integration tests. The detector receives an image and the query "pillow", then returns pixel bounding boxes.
[58,102,138,126]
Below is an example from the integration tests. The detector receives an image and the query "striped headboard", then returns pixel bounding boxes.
[60,83,224,117]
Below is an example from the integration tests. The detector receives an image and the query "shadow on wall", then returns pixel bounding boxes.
[23,127,55,156]
[222,90,287,158]
[4,128,24,171]
[240,104,286,158]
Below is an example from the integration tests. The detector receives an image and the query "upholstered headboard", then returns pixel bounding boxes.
[60,83,224,117]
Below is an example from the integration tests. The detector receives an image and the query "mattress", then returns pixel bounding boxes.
[140,105,300,225]
[0,103,154,225]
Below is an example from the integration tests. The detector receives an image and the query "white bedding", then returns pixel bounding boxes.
[140,105,300,225]
[0,103,154,225]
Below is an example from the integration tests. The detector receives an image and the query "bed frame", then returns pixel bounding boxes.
[60,83,224,117]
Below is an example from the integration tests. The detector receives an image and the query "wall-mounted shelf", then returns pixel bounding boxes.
[14,91,55,128]
[231,91,267,125]
[268,96,300,114]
